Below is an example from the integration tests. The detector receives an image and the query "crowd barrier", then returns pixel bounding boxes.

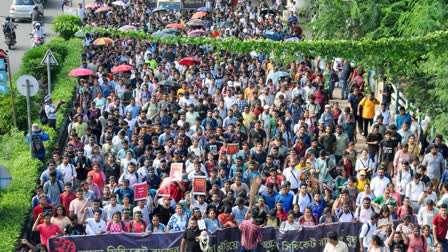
[49,222,362,252]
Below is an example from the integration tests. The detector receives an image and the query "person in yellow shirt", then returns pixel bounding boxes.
[356,170,370,192]
[242,105,256,129]
[358,92,379,137]
[244,82,255,101]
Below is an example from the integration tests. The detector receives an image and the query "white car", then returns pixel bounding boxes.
[9,0,36,21]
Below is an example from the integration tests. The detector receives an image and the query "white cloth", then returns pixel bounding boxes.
[86,218,106,235]
[370,176,390,198]
[323,241,349,252]
[282,167,301,190]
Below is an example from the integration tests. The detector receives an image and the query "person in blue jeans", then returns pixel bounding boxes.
[340,60,353,99]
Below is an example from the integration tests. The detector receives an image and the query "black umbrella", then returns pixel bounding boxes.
[260,9,275,15]
[159,80,181,88]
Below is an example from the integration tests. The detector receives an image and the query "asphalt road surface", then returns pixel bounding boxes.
[0,0,61,73]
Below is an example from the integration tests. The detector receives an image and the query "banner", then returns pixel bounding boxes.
[134,183,147,201]
[192,176,207,195]
[49,222,362,252]
[182,0,203,9]
[170,163,183,181]
[226,143,239,155]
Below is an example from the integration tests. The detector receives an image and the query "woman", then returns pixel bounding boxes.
[51,205,70,231]
[422,224,435,251]
[355,149,374,178]
[167,203,189,232]
[275,200,287,221]
[345,142,358,166]
[323,188,335,209]
[292,204,301,222]
[334,169,348,197]
[188,138,203,162]
[266,209,282,229]
[204,208,222,233]
[106,212,127,233]
[338,151,353,176]
[178,199,192,218]
[88,146,103,170]
[86,174,102,199]
[87,162,106,193]
[406,224,427,252]
[410,114,421,144]
[344,176,359,202]
[279,211,300,231]
[106,176,119,192]
[387,183,402,207]
[393,144,412,176]
[396,214,413,236]
[122,195,133,217]
[93,91,106,109]
[298,207,318,227]
[319,207,337,224]
[146,215,166,233]
[126,211,147,233]
[407,135,420,158]
[104,155,120,183]
[377,206,394,238]
[397,198,414,218]
[368,234,385,252]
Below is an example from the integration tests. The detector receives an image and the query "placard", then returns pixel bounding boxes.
[170,163,183,181]
[134,183,148,201]
[226,143,239,155]
[158,177,171,196]
[192,176,207,195]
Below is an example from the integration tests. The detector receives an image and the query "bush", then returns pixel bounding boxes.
[0,38,83,251]
[52,15,83,40]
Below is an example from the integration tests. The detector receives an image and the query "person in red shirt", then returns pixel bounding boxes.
[169,180,185,203]
[126,211,147,233]
[239,208,263,251]
[32,212,61,247]
[33,194,54,225]
[60,182,76,213]
[433,204,448,250]
[218,207,237,228]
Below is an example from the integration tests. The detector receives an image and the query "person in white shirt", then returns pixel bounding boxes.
[374,104,392,126]
[370,167,390,198]
[133,197,153,225]
[355,197,376,224]
[324,231,349,252]
[57,155,77,184]
[190,192,208,214]
[82,209,106,235]
[418,182,438,208]
[418,199,439,228]
[279,211,300,231]
[282,164,302,192]
[405,174,425,213]
[359,213,379,251]
[293,185,314,213]
[335,201,356,222]
[103,195,123,221]
[397,161,413,196]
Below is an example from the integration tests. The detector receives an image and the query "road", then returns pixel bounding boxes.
[0,0,62,74]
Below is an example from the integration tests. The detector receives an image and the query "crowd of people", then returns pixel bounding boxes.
[16,0,448,252]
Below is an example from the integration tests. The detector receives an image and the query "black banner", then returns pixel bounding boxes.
[182,0,203,9]
[49,222,362,252]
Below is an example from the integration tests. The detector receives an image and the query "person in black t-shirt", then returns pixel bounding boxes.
[64,214,86,236]
[378,131,397,175]
[366,125,383,164]
[154,196,174,225]
[180,218,201,252]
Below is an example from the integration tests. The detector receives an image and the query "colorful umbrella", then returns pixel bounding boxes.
[197,7,213,12]
[166,23,185,29]
[92,37,113,45]
[112,1,127,7]
[188,29,207,37]
[178,57,200,66]
[111,64,135,73]
[119,25,136,31]
[271,71,290,78]
[186,19,204,26]
[163,28,178,33]
[95,6,112,12]
[86,4,99,8]
[191,11,207,19]
[74,30,92,38]
[68,68,93,77]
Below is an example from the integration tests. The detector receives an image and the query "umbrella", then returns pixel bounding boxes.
[166,23,185,29]
[186,19,204,26]
[86,4,99,8]
[188,29,207,37]
[152,7,167,13]
[260,9,275,15]
[178,57,200,66]
[74,30,92,38]
[111,64,134,73]
[119,25,136,31]
[191,11,207,19]
[158,80,181,88]
[95,6,112,12]
[68,68,93,77]
[287,16,298,23]
[163,28,178,33]
[285,37,300,42]
[272,71,290,78]
[197,7,213,12]
[264,30,282,41]
[93,37,114,45]
[112,0,127,7]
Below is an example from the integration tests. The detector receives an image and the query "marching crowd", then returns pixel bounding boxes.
[16,0,448,252]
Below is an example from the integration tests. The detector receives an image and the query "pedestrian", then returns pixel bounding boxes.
[239,208,263,252]
[44,95,64,129]
[179,218,201,252]
[323,231,348,252]
[358,92,380,137]
[27,123,49,161]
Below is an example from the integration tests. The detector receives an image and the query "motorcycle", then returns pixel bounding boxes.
[30,33,45,48]
[2,24,17,50]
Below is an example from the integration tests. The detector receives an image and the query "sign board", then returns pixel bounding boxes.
[134,182,148,201]
[192,176,207,195]
[157,177,171,196]
[40,49,59,66]
[170,163,183,181]
[0,82,7,93]
[226,143,239,155]
[183,0,203,9]
[0,71,7,82]
[0,165,12,190]
[17,75,39,97]
[0,59,5,70]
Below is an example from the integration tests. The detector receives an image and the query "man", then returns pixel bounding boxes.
[423,144,445,189]
[293,184,314,213]
[359,213,379,252]
[324,231,348,252]
[239,209,263,252]
[27,123,50,160]
[354,197,375,224]
[69,188,90,219]
[366,125,382,167]
[32,212,61,247]
[378,132,397,176]
[372,188,398,212]
[347,87,363,134]
[358,92,380,137]
[418,199,439,228]
[433,204,448,251]
[44,95,64,129]
[103,195,123,221]
[374,103,392,127]
[81,209,106,235]
[232,198,248,224]
[43,171,65,206]
[405,174,425,213]
[340,60,353,99]
[180,218,201,252]
[395,106,412,131]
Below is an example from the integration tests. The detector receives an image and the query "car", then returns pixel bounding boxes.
[9,0,36,22]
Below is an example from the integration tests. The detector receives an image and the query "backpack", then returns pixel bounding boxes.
[360,222,371,236]
[356,206,375,218]
[129,220,147,232]
[337,210,354,220]
[40,106,48,125]
[31,134,45,154]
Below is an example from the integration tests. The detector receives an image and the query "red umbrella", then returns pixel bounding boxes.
[178,57,200,66]
[191,11,207,19]
[95,6,112,12]
[68,68,93,77]
[166,23,185,29]
[111,64,135,73]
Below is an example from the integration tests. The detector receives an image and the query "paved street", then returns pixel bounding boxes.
[0,0,61,73]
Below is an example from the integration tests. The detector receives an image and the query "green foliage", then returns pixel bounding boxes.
[0,38,82,250]
[52,15,83,40]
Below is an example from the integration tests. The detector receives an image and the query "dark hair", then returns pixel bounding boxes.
[327,231,338,240]
[53,204,67,217]
[371,234,384,247]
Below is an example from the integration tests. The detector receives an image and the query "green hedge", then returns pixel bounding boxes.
[0,38,83,251]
